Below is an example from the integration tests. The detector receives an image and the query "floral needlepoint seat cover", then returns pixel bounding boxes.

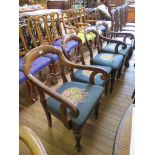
[46,82,104,129]
[62,87,88,106]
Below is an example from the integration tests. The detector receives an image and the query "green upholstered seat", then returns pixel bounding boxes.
[92,53,124,69]
[74,65,112,86]
[102,43,132,56]
[46,82,104,129]
[78,31,96,44]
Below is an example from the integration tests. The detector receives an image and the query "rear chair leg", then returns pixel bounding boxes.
[26,81,37,103]
[110,70,117,93]
[95,103,100,119]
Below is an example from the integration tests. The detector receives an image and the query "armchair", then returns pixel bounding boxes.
[61,33,111,95]
[84,27,124,93]
[96,21,134,67]
[23,45,108,151]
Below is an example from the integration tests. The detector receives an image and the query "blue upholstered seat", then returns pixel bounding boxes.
[74,65,112,86]
[19,57,51,74]
[53,39,80,53]
[46,82,104,129]
[44,53,59,62]
[19,71,27,84]
[44,40,80,62]
[92,53,123,69]
[102,43,132,56]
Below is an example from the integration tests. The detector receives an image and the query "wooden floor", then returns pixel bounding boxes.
[19,48,135,155]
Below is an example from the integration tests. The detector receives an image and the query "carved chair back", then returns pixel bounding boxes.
[61,9,78,34]
[124,4,129,25]
[43,12,63,43]
[19,25,29,57]
[61,33,84,64]
[73,8,90,30]
[84,27,99,64]
[82,8,100,25]
[115,7,120,32]
[27,13,62,47]
[27,15,49,47]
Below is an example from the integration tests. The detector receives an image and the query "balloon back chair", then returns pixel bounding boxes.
[23,45,109,152]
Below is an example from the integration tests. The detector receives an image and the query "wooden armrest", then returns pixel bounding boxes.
[19,126,47,155]
[99,35,127,47]
[99,35,127,54]
[63,33,82,45]
[111,31,135,40]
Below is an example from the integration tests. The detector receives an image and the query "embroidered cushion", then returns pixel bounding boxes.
[46,82,104,129]
[92,53,123,69]
[74,65,112,86]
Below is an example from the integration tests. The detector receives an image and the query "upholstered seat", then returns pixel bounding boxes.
[46,82,104,129]
[53,39,79,53]
[19,57,51,74]
[102,43,132,56]
[44,39,80,62]
[44,53,59,63]
[74,65,112,86]
[92,53,124,69]
[78,31,96,44]
[19,71,27,84]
